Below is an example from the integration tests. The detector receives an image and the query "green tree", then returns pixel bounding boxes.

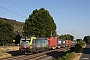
[23,8,56,37]
[58,34,74,40]
[83,36,90,43]
[76,39,86,47]
[0,17,24,32]
[76,39,82,42]
[58,34,66,40]
[70,35,74,40]
[0,18,14,45]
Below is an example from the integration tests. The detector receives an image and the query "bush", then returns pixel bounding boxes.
[70,44,82,53]
[74,44,82,53]
[70,47,75,52]
[77,41,86,47]
[58,53,73,60]
[81,41,86,46]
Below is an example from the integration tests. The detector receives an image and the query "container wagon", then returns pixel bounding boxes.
[48,37,57,49]
[65,40,72,47]
[72,40,77,46]
[57,39,66,48]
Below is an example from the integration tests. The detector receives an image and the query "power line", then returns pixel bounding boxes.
[0,5,27,18]
[8,0,30,14]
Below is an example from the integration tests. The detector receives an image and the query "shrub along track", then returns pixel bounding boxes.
[0,47,70,60]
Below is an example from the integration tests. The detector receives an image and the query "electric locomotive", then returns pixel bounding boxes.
[19,36,30,53]
[19,36,49,53]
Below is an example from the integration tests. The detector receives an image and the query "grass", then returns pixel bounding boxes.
[57,43,86,60]
[0,46,19,58]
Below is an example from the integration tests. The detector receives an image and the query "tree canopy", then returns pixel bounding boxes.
[83,36,90,43]
[0,17,24,32]
[58,34,74,40]
[76,39,82,42]
[0,18,14,45]
[23,8,56,37]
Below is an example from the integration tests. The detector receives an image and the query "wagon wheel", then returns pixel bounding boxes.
[18,49,22,54]
[42,48,45,52]
[21,50,25,55]
[36,49,39,53]
[30,50,33,54]
[40,48,44,52]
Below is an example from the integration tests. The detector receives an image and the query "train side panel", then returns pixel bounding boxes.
[65,40,69,46]
[65,40,72,46]
[72,40,77,46]
[35,38,49,48]
[57,39,66,48]
[31,38,49,52]
[48,37,57,49]
[69,40,72,46]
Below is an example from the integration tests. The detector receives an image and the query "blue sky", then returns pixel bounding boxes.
[0,0,90,39]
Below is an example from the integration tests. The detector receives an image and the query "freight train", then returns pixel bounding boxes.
[19,36,77,54]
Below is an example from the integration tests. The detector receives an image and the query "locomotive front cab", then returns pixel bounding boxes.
[19,36,30,53]
[21,41,30,49]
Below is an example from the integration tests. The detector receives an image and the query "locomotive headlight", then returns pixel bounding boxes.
[25,46,26,48]
[26,37,27,38]
[26,41,28,42]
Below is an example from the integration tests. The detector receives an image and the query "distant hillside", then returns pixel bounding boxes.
[0,17,24,32]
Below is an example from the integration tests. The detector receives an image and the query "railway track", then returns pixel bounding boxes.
[0,47,70,60]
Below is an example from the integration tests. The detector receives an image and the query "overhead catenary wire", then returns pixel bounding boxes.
[0,5,27,18]
[8,0,30,14]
